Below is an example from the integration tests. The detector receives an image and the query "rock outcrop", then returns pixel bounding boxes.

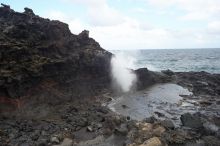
[0,4,172,109]
[0,4,112,105]
[135,68,172,90]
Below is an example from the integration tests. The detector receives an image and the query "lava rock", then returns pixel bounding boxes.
[161,69,175,76]
[180,113,203,129]
[50,136,60,144]
[160,120,175,129]
[87,126,94,132]
[202,136,220,146]
[135,68,172,90]
[0,4,112,101]
[37,138,48,146]
[115,123,128,136]
[144,116,157,123]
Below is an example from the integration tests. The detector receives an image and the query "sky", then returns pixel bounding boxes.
[2,0,220,50]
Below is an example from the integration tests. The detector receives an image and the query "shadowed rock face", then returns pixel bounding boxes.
[135,68,172,90]
[0,5,112,103]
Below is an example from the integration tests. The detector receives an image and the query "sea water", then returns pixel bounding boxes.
[110,48,220,73]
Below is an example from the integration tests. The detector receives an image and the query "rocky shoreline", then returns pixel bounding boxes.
[1,71,220,146]
[0,4,220,146]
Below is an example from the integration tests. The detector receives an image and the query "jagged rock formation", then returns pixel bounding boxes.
[135,68,172,90]
[0,4,172,109]
[0,4,112,105]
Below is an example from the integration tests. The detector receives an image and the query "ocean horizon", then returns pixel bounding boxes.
[110,48,220,74]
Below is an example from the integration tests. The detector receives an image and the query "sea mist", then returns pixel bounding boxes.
[110,53,137,92]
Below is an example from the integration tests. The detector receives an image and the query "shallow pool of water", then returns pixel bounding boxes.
[108,83,196,125]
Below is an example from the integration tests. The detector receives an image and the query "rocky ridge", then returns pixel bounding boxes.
[0,4,112,106]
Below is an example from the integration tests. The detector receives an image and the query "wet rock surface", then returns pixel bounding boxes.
[180,113,203,129]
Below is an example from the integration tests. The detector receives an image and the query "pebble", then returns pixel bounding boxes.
[53,138,73,146]
[115,123,128,136]
[87,126,93,132]
[51,136,60,144]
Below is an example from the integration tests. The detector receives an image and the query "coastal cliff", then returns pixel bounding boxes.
[0,4,170,107]
[1,4,220,146]
[0,4,112,106]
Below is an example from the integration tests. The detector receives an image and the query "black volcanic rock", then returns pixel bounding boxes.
[135,68,172,90]
[180,113,203,129]
[0,5,112,101]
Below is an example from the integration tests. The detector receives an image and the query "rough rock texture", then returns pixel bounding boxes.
[135,68,172,90]
[0,4,173,110]
[0,4,112,105]
[180,113,203,129]
[176,71,220,96]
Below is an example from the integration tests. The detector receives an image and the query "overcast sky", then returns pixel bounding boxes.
[2,0,220,50]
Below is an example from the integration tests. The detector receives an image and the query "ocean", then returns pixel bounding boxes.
[110,49,220,74]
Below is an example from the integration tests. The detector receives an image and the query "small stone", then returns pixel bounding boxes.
[154,112,165,117]
[126,116,131,121]
[106,97,113,102]
[115,123,128,136]
[161,120,175,129]
[153,126,166,137]
[139,137,162,146]
[144,116,156,123]
[53,138,73,146]
[142,123,153,132]
[51,136,60,144]
[87,126,93,132]
[97,123,102,129]
[37,138,48,146]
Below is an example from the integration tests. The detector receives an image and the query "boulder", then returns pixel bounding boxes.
[160,120,175,129]
[161,69,175,76]
[152,126,166,137]
[135,68,171,90]
[180,113,203,129]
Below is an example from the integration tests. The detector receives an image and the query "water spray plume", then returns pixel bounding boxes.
[110,53,137,92]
